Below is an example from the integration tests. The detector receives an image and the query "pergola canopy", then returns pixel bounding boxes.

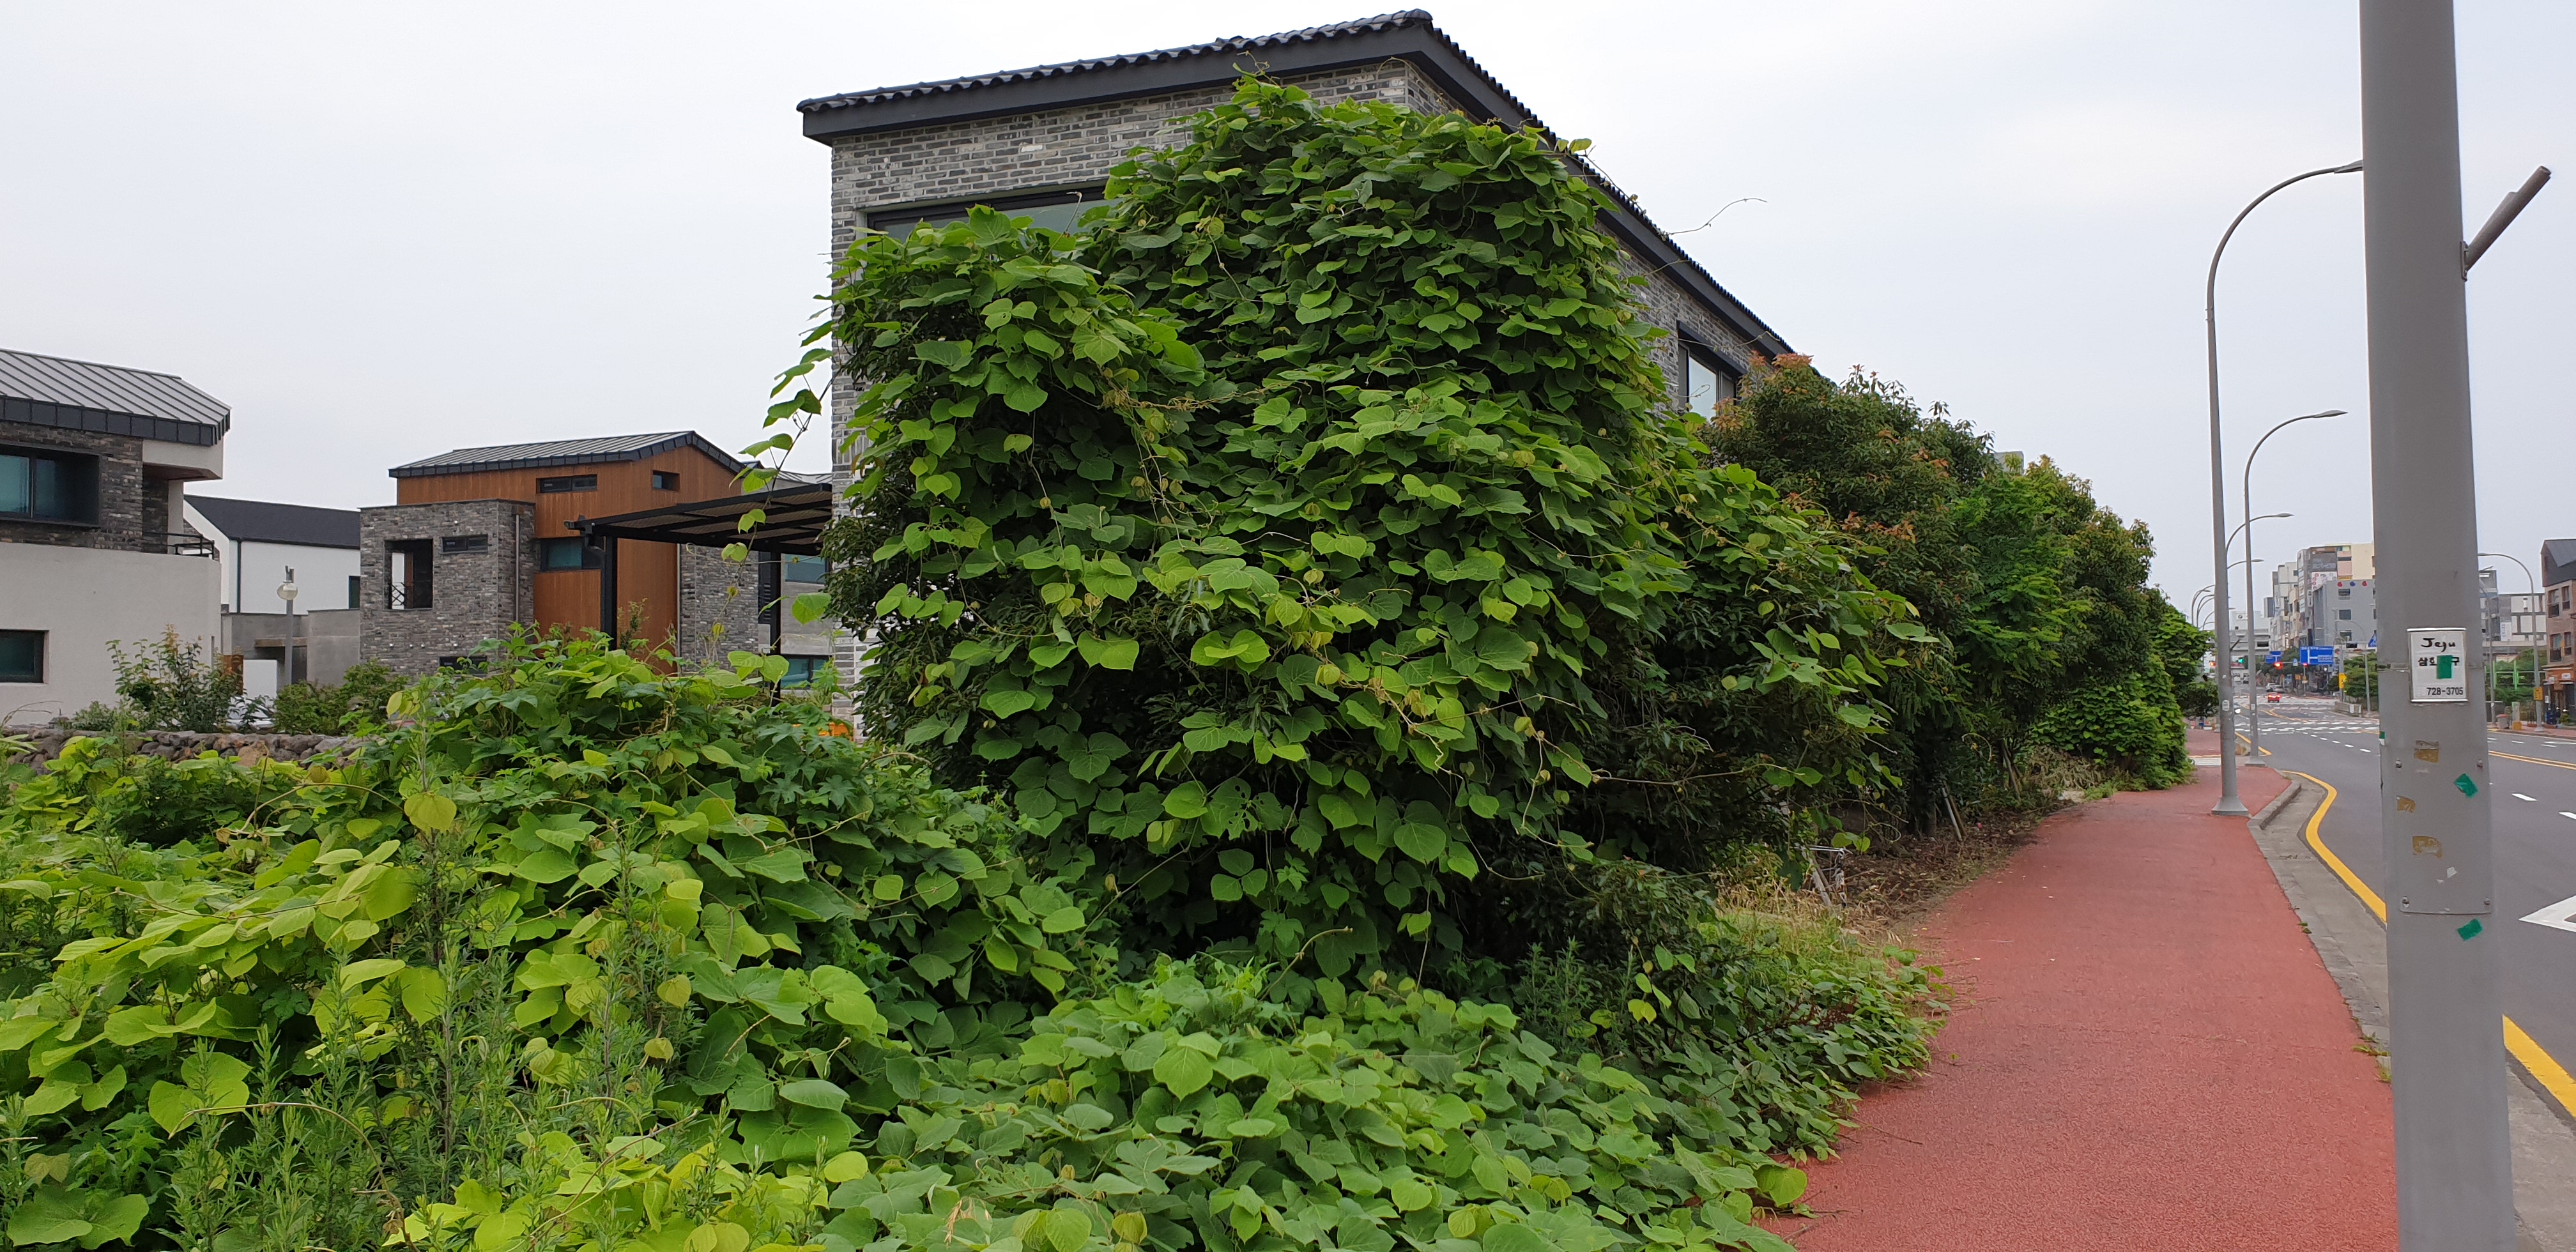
[573,480,834,556]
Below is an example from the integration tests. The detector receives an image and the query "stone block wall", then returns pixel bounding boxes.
[675,544,766,666]
[0,423,154,552]
[358,499,536,677]
[8,729,357,770]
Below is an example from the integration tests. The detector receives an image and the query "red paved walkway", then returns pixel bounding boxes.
[1772,766,2398,1249]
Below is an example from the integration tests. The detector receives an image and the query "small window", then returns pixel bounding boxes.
[539,537,600,570]
[780,656,828,689]
[865,187,1111,238]
[781,554,827,584]
[1681,344,1732,419]
[0,447,100,524]
[347,575,361,609]
[2338,609,2353,620]
[388,539,434,610]
[652,471,680,491]
[538,475,598,494]
[0,630,42,682]
[442,534,489,554]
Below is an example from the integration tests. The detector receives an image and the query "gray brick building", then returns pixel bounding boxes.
[358,498,537,676]
[795,10,1793,690]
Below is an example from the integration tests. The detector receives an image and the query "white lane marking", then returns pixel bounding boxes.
[2525,894,2576,935]
[2563,813,2576,821]
[2515,793,2540,802]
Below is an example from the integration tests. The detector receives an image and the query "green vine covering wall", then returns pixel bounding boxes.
[818,81,1923,988]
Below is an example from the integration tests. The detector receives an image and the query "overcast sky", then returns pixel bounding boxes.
[4,1,2568,602]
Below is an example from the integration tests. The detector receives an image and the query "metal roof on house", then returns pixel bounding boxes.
[388,432,747,479]
[0,348,231,447]
[793,11,1789,362]
[799,12,1459,119]
[187,495,363,550]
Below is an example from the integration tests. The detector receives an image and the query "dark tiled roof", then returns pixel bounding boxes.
[388,432,747,478]
[188,495,362,549]
[0,348,231,446]
[799,11,1460,116]
[793,11,1790,361]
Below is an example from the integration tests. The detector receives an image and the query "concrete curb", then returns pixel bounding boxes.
[2246,767,2576,1252]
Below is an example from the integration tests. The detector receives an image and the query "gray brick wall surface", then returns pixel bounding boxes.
[0,423,153,552]
[675,544,765,666]
[358,500,536,677]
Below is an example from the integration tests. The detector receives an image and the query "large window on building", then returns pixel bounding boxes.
[539,537,600,571]
[0,447,99,524]
[0,630,42,682]
[865,187,1112,238]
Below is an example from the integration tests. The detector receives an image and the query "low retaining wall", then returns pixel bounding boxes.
[6,729,359,769]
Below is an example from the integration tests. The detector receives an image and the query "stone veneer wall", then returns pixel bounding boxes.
[674,544,766,666]
[0,423,155,552]
[358,499,536,677]
[7,730,356,769]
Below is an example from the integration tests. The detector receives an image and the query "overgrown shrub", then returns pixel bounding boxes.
[813,80,1915,991]
[102,629,241,732]
[0,637,1933,1252]
[268,660,402,734]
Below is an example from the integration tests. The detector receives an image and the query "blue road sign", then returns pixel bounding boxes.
[2299,646,2338,666]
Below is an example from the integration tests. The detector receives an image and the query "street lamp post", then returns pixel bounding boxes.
[2205,158,2363,816]
[2478,551,2538,723]
[276,568,301,689]
[2241,411,2345,758]
[2222,517,2290,746]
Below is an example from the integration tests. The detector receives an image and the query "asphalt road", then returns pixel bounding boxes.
[2251,695,2576,1098]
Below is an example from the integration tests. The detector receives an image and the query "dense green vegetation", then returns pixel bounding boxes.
[0,79,2195,1252]
[0,639,1926,1252]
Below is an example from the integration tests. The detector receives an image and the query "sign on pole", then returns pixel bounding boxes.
[2407,627,2469,703]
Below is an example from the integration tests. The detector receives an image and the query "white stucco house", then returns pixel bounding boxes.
[1,349,228,726]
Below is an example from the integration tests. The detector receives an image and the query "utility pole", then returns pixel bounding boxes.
[2359,2,2514,1244]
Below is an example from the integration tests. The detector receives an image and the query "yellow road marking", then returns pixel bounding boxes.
[2232,731,2274,757]
[2278,770,2576,1120]
[2494,750,2576,772]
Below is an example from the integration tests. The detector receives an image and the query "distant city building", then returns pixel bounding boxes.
[2544,538,2576,717]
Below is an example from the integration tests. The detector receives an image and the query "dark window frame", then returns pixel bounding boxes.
[537,475,599,494]
[779,655,828,689]
[0,444,102,527]
[539,537,601,572]
[0,630,43,683]
[651,470,680,491]
[863,184,1111,238]
[346,575,362,609]
[441,534,489,554]
[1678,339,1735,419]
[388,539,434,611]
